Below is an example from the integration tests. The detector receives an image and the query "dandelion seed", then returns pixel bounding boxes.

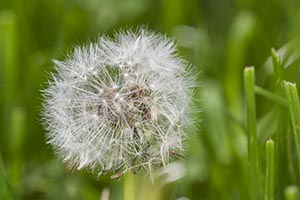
[41,28,195,178]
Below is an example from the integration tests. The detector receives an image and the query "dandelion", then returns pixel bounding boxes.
[42,28,194,178]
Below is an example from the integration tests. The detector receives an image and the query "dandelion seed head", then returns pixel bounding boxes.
[42,28,195,178]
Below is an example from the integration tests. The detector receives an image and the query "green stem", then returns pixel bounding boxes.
[255,86,288,107]
[264,138,275,200]
[284,81,300,181]
[287,124,296,183]
[271,48,283,80]
[244,66,260,200]
[124,172,135,200]
[270,50,289,197]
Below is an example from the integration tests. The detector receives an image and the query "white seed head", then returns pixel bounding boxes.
[41,28,195,178]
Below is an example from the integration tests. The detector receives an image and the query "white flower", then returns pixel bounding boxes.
[42,28,195,178]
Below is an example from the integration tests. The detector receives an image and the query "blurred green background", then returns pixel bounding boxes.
[1,0,300,199]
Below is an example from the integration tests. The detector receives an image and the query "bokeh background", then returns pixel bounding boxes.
[1,0,300,199]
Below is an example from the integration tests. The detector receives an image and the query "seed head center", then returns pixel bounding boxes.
[97,85,152,128]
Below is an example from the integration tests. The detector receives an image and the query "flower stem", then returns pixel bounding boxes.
[124,172,135,200]
[284,186,299,200]
[264,138,275,200]
[284,81,300,181]
[244,66,261,199]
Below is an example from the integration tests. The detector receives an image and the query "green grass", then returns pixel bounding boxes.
[264,138,275,200]
[244,67,261,200]
[1,0,300,199]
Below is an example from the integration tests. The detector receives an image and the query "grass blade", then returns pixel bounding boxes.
[244,66,261,199]
[284,81,300,181]
[264,138,275,200]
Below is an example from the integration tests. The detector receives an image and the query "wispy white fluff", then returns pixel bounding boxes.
[42,28,195,178]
